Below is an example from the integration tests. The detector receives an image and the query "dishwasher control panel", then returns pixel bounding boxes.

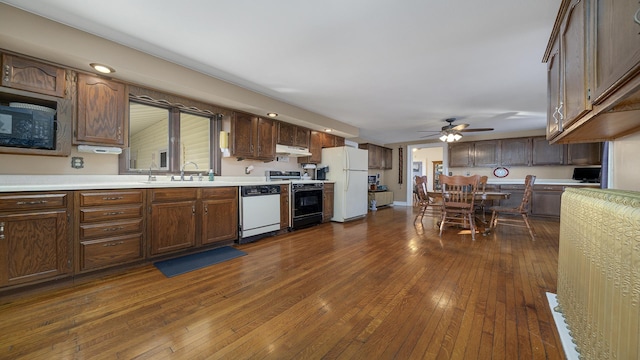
[241,185,281,197]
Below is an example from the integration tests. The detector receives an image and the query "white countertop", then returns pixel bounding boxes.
[0,175,331,192]
[486,178,600,186]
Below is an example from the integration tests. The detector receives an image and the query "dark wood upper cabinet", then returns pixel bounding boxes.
[532,137,564,165]
[293,126,310,148]
[473,141,500,167]
[448,142,473,167]
[76,73,127,146]
[359,143,392,169]
[231,113,276,161]
[1,53,66,98]
[500,138,531,166]
[277,121,310,148]
[567,142,602,165]
[298,130,322,164]
[559,0,590,129]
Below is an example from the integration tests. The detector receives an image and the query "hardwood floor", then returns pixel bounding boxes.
[0,206,565,359]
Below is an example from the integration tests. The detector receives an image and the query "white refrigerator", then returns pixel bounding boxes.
[320,146,369,222]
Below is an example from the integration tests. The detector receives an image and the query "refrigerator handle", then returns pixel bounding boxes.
[344,147,349,171]
[346,168,350,192]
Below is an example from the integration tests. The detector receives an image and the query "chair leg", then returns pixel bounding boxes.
[521,214,536,240]
[468,213,476,241]
[439,211,446,237]
[489,211,498,231]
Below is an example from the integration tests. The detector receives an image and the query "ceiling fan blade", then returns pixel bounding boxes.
[417,130,441,133]
[450,123,469,131]
[459,127,494,132]
[420,133,440,138]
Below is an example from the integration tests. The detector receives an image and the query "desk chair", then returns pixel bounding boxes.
[487,175,536,240]
[439,174,481,240]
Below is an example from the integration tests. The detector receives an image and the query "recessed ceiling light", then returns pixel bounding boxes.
[266,112,278,118]
[90,63,115,74]
[324,128,332,132]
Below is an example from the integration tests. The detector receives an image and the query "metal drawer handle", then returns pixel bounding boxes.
[102,196,124,201]
[103,226,124,232]
[16,200,48,205]
[0,222,4,240]
[634,7,640,26]
[102,241,124,247]
[104,211,125,216]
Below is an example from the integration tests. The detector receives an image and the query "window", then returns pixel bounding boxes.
[122,94,222,175]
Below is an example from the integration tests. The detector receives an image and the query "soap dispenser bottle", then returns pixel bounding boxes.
[208,169,214,181]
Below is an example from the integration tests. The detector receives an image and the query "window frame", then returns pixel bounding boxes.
[119,88,224,176]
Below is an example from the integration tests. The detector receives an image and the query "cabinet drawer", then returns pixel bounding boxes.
[0,192,68,211]
[80,234,143,271]
[79,219,143,239]
[78,190,143,206]
[201,187,238,200]
[80,205,143,223]
[150,188,198,202]
[499,184,525,191]
[534,185,565,191]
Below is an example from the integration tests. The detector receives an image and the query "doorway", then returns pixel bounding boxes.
[406,143,447,205]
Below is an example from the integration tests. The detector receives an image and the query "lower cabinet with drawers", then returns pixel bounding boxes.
[75,189,145,272]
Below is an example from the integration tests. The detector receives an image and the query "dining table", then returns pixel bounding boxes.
[426,190,511,229]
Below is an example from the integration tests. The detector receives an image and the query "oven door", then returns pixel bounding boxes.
[292,188,323,229]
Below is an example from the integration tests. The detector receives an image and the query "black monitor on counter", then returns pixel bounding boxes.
[572,167,601,183]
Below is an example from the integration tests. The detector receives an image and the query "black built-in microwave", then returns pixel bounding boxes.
[0,105,56,150]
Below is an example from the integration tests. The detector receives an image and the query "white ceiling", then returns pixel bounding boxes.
[1,0,560,144]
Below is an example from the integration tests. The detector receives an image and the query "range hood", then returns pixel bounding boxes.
[275,144,312,157]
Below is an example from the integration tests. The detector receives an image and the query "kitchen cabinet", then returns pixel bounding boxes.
[1,53,66,98]
[0,192,71,288]
[559,0,590,130]
[323,183,334,222]
[231,112,276,161]
[532,137,564,165]
[500,138,531,166]
[75,190,145,272]
[321,132,337,148]
[201,187,238,246]
[277,122,310,148]
[280,184,289,229]
[543,0,640,143]
[299,130,323,164]
[359,143,393,169]
[547,36,563,139]
[448,142,473,167]
[473,140,500,167]
[76,73,127,146]
[567,142,602,165]
[148,188,197,256]
[369,191,393,208]
[531,185,563,218]
[591,0,640,104]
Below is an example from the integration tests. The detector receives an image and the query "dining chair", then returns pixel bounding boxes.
[414,175,439,223]
[438,174,481,240]
[487,174,536,240]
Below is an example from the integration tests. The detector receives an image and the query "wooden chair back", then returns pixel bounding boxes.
[517,175,536,213]
[439,174,481,210]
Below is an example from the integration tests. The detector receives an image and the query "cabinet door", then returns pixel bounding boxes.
[1,54,66,97]
[256,117,275,159]
[293,126,310,148]
[547,36,563,139]
[323,183,334,222]
[501,138,531,166]
[532,137,564,165]
[532,186,563,217]
[76,73,126,146]
[334,136,345,147]
[149,201,196,255]
[202,198,238,245]
[0,210,69,286]
[280,184,289,229]
[382,147,393,169]
[448,143,473,167]
[299,130,322,164]
[473,141,499,167]
[277,122,295,146]
[560,0,590,128]
[592,0,640,103]
[231,113,255,158]
[567,142,602,165]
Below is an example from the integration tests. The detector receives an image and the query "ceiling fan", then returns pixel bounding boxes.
[420,117,494,142]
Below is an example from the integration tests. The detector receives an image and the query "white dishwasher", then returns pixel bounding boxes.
[239,185,281,243]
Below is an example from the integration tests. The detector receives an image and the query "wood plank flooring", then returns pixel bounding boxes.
[0,206,565,359]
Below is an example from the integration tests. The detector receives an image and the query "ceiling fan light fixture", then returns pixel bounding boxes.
[440,132,462,142]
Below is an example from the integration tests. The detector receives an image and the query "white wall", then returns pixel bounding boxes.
[611,131,640,191]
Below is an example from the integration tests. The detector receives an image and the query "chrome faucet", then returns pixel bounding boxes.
[148,166,156,182]
[180,161,199,181]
